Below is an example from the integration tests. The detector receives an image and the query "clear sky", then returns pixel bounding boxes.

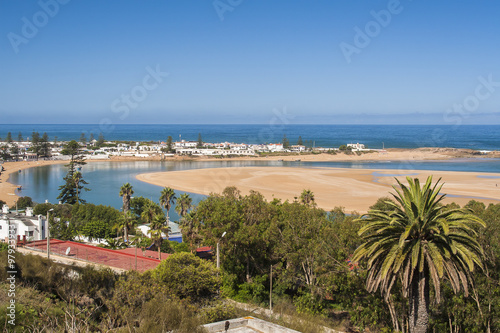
[1,0,499,124]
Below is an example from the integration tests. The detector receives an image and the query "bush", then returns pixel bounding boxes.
[294,293,327,316]
[152,252,221,300]
[11,196,34,210]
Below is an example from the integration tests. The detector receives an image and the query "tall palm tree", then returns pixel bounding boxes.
[300,189,315,206]
[119,183,134,213]
[148,213,168,260]
[175,193,193,218]
[179,211,201,253]
[352,176,485,333]
[117,210,137,242]
[159,187,176,222]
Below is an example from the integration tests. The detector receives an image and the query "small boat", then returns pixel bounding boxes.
[77,167,82,170]
[295,159,301,162]
[17,185,22,191]
[278,159,284,162]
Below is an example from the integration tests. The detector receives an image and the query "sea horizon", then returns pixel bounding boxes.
[1,124,499,151]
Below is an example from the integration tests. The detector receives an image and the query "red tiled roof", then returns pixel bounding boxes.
[196,246,213,253]
[25,239,164,272]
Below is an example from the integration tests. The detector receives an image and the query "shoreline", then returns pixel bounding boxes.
[1,147,499,208]
[136,166,500,214]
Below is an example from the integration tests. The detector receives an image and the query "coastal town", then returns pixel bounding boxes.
[0,133,369,161]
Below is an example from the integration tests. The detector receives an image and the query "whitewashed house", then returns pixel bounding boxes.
[0,205,47,243]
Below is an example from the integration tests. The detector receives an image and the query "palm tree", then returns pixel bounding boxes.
[352,176,485,333]
[159,187,176,222]
[179,211,201,253]
[117,210,137,242]
[175,193,193,218]
[119,183,134,213]
[148,213,168,260]
[141,200,162,224]
[300,189,315,206]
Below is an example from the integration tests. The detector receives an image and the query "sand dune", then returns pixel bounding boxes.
[137,167,500,213]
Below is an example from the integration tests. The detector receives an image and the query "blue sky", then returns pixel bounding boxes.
[1,0,499,124]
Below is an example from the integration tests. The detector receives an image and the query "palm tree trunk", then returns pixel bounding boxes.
[409,269,430,333]
[124,226,128,242]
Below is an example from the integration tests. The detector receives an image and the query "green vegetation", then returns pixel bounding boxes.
[0,252,229,332]
[353,177,485,332]
[57,140,90,205]
[12,176,500,332]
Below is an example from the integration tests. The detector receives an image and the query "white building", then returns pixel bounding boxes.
[289,145,306,152]
[0,205,47,243]
[347,143,366,151]
[174,140,198,149]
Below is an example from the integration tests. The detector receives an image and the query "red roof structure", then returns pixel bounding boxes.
[25,239,166,272]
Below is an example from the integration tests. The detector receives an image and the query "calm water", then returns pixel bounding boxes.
[2,124,500,150]
[9,159,500,219]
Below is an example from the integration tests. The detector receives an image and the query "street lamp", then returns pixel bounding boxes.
[216,231,226,269]
[46,208,54,260]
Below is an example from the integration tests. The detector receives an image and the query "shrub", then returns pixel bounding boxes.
[152,252,221,300]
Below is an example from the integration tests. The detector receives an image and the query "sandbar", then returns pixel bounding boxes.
[136,167,500,213]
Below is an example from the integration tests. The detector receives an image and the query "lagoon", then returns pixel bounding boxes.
[11,158,500,217]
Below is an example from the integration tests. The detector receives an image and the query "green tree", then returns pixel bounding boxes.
[119,183,134,213]
[80,220,111,241]
[352,177,485,333]
[179,211,202,253]
[17,132,23,142]
[39,132,50,158]
[159,187,176,222]
[196,133,203,149]
[175,193,192,218]
[6,132,12,143]
[166,135,173,153]
[0,145,10,160]
[97,133,105,147]
[12,196,34,210]
[57,140,90,205]
[282,134,290,149]
[130,196,151,218]
[9,144,19,161]
[297,136,303,146]
[148,212,168,260]
[80,132,87,145]
[116,210,137,242]
[30,131,41,159]
[141,200,163,224]
[152,252,221,300]
[300,189,315,206]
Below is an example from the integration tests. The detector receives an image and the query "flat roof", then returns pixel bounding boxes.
[203,317,301,333]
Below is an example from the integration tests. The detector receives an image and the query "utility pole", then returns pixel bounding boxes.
[270,264,273,313]
[217,231,227,269]
[46,208,54,260]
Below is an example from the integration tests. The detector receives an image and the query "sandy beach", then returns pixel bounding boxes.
[1,148,499,210]
[0,160,68,207]
[136,167,500,213]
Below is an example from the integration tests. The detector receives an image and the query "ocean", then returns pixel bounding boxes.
[1,124,500,150]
